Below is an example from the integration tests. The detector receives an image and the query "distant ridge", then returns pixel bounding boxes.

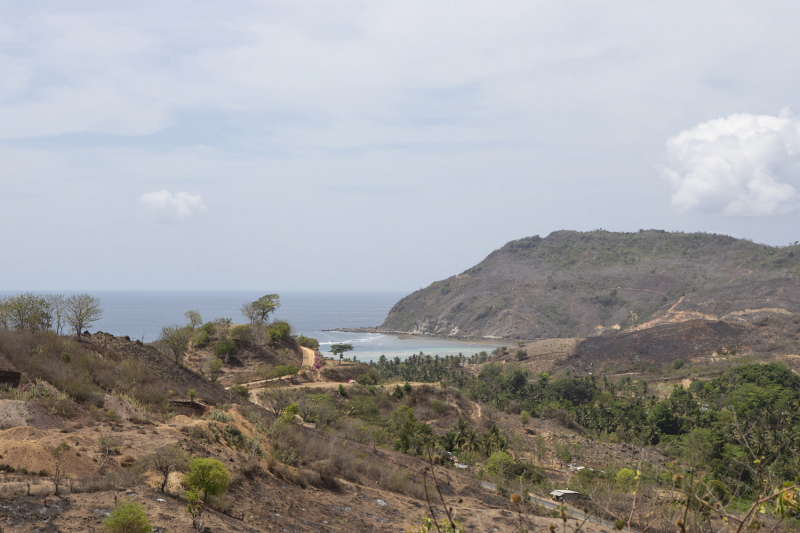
[376,230,800,340]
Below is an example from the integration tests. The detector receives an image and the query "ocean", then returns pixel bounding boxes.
[1,291,503,361]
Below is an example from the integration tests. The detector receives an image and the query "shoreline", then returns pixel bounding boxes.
[323,327,510,344]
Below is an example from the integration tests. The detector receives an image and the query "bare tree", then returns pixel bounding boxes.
[240,302,259,325]
[51,442,71,495]
[0,295,11,329]
[213,318,232,340]
[258,385,298,416]
[159,324,193,365]
[65,293,103,342]
[97,430,119,474]
[45,293,67,335]
[140,444,189,493]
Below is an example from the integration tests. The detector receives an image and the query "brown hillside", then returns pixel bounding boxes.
[377,230,800,342]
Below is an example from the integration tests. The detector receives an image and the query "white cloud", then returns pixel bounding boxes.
[663,111,800,216]
[140,190,207,222]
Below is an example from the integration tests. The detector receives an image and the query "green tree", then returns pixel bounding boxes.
[5,292,51,332]
[486,451,514,477]
[185,457,231,504]
[241,294,280,325]
[330,343,354,365]
[159,324,193,365]
[214,339,236,360]
[104,499,151,533]
[65,293,103,342]
[185,310,202,329]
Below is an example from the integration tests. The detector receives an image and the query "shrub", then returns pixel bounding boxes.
[66,380,97,404]
[392,385,404,399]
[185,458,231,504]
[273,365,299,378]
[486,451,514,476]
[214,339,236,357]
[279,403,300,423]
[231,325,250,340]
[349,395,379,417]
[296,335,320,350]
[207,409,234,422]
[104,499,151,533]
[404,381,412,392]
[616,468,637,490]
[356,372,377,386]
[516,349,527,361]
[195,331,210,346]
[429,399,448,413]
[200,322,216,336]
[231,384,250,401]
[268,321,292,342]
[208,357,223,375]
[338,384,347,397]
[520,410,530,425]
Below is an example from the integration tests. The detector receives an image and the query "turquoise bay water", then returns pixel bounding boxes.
[3,291,502,361]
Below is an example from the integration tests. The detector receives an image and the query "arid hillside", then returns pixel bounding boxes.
[378,230,800,342]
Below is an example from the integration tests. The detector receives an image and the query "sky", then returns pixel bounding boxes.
[2,1,800,291]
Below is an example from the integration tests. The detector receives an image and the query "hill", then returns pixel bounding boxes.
[378,230,800,343]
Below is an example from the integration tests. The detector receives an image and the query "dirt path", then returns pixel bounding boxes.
[300,346,315,367]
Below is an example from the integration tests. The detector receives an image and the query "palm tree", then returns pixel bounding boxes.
[462,429,480,453]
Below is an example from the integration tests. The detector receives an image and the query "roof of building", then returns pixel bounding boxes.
[550,490,580,496]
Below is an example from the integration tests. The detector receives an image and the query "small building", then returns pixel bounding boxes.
[550,489,581,503]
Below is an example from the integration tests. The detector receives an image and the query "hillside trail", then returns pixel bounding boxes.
[725,268,753,285]
[299,346,315,367]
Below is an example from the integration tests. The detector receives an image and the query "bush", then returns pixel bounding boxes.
[231,325,250,340]
[280,403,300,423]
[207,409,234,422]
[195,331,210,346]
[392,385,404,399]
[185,458,231,504]
[268,321,292,342]
[230,384,250,400]
[404,382,412,392]
[214,339,236,357]
[66,380,97,404]
[200,322,216,336]
[338,384,347,397]
[429,399,448,413]
[273,365,300,378]
[104,499,151,533]
[486,451,514,476]
[616,468,637,490]
[296,335,320,350]
[356,370,379,386]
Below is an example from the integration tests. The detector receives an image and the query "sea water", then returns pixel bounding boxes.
[2,291,502,361]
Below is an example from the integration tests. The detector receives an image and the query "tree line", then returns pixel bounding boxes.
[0,292,103,341]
